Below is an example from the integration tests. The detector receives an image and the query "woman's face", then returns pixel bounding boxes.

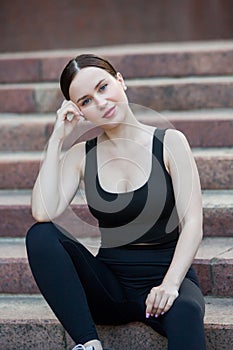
[69,66,128,128]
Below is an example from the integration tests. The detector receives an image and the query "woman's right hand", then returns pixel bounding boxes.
[53,100,84,142]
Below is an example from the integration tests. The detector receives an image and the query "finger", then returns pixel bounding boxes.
[61,100,68,107]
[145,299,154,317]
[145,291,156,317]
[163,295,177,314]
[67,111,85,122]
[150,291,164,317]
[152,294,167,317]
[56,108,66,122]
[60,100,84,117]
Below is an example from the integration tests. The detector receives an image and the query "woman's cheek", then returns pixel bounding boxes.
[115,89,128,104]
[83,106,101,123]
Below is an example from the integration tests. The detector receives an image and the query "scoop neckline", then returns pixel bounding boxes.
[95,128,157,195]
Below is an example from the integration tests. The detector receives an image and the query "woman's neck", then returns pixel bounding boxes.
[100,109,150,142]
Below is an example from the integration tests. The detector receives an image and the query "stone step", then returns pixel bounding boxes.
[0,189,232,239]
[0,114,101,152]
[140,109,233,148]
[0,294,232,350]
[0,189,98,239]
[0,234,232,296]
[1,76,233,113]
[127,76,233,111]
[0,148,232,190]
[1,109,233,151]
[194,237,233,297]
[0,41,233,83]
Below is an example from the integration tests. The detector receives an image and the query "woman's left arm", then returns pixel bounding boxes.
[145,129,203,318]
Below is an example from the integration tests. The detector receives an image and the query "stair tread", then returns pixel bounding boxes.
[193,148,233,156]
[195,237,233,260]
[128,76,233,84]
[0,236,232,261]
[1,108,233,122]
[202,190,233,207]
[149,109,233,121]
[2,76,233,89]
[0,236,100,258]
[0,293,232,326]
[0,189,86,206]
[0,147,232,159]
[0,189,232,207]
[0,114,53,123]
[1,40,233,58]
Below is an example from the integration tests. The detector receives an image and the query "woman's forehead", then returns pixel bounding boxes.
[74,66,110,85]
[69,66,112,98]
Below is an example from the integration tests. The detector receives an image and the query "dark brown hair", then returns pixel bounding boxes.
[60,54,117,100]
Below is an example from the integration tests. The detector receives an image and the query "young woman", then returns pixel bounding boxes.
[26,54,206,350]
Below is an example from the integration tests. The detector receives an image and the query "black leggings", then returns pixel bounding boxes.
[26,222,206,350]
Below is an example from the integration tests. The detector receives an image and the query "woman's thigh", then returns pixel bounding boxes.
[26,222,137,325]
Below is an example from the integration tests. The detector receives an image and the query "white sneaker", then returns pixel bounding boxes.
[72,345,109,350]
[72,345,94,350]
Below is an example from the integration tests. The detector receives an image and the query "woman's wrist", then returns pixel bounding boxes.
[48,132,64,149]
[162,270,183,290]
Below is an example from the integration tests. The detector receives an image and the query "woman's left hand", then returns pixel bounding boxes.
[145,282,179,318]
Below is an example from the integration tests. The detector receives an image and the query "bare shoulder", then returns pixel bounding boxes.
[164,128,191,154]
[164,128,188,146]
[163,129,192,172]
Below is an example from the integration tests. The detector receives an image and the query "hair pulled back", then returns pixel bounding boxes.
[60,54,117,100]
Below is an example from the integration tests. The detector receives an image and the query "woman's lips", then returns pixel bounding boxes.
[102,106,116,119]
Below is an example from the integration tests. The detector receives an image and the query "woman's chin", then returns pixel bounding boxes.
[100,120,122,130]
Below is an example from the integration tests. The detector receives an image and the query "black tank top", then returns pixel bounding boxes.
[84,128,179,248]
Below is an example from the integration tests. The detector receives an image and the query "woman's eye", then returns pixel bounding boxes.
[100,84,108,92]
[82,98,91,106]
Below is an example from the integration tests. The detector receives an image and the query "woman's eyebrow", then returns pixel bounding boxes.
[76,79,105,103]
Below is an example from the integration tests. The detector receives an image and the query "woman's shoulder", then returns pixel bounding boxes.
[163,129,192,173]
[164,128,189,148]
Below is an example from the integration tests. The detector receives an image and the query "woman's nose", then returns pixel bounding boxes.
[95,95,107,109]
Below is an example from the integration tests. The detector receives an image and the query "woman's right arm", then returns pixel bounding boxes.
[31,100,85,221]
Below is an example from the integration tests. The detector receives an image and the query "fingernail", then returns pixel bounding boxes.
[161,312,165,315]
[146,313,150,318]
[155,314,158,318]
[66,113,74,121]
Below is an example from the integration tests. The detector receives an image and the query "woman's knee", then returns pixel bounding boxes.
[165,279,205,324]
[26,222,59,252]
[175,296,204,321]
[177,278,205,315]
[164,290,206,349]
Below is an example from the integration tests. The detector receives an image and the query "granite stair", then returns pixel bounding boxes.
[0,41,232,349]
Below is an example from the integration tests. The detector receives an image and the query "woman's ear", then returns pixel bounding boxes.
[116,72,127,90]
